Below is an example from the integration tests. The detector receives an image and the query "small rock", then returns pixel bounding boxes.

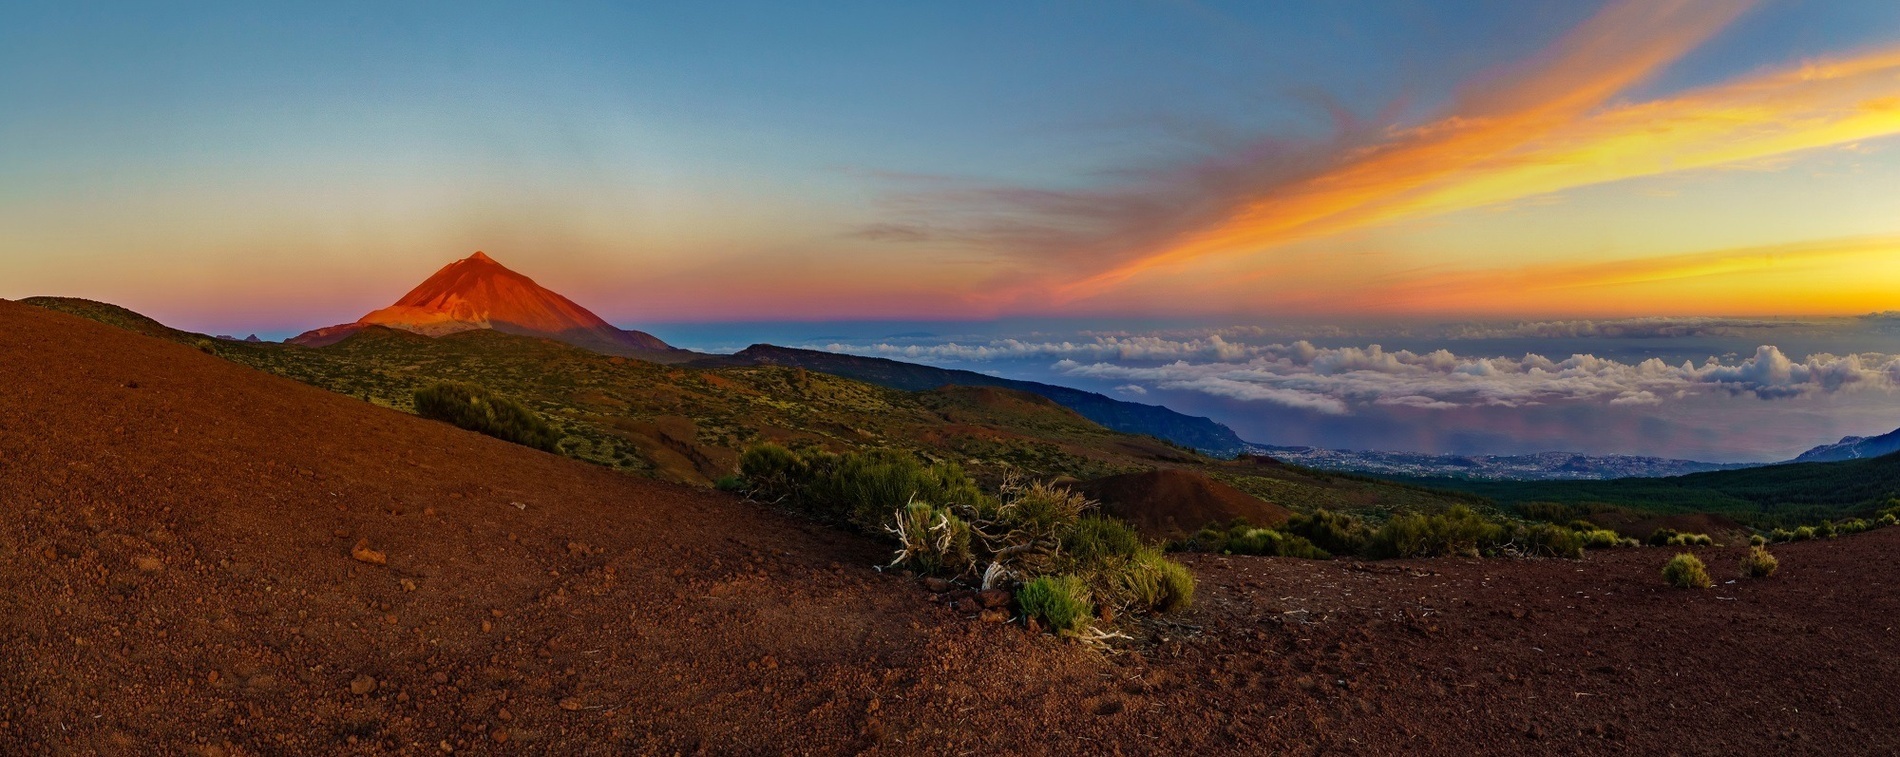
[401,579,418,592]
[977,589,1011,608]
[921,577,951,593]
[481,620,494,633]
[953,598,980,614]
[350,674,377,695]
[134,556,164,573]
[350,539,387,566]
[432,671,450,685]
[559,696,584,711]
[980,609,1009,623]
[491,729,510,743]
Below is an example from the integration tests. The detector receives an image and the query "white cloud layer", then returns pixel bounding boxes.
[1052,343,1900,414]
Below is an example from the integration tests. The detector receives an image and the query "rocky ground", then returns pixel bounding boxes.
[3,299,1896,755]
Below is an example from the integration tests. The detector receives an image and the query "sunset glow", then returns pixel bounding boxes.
[5,1,1900,330]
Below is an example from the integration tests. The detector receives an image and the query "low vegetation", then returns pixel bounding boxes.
[1740,545,1779,578]
[1764,512,1894,543]
[413,381,561,452]
[1647,529,1715,547]
[1663,553,1713,589]
[1185,505,1638,562]
[1017,575,1094,634]
[734,443,1196,637]
[1186,520,1331,559]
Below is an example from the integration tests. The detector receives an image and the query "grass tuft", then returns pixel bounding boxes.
[1740,545,1779,578]
[1662,553,1712,589]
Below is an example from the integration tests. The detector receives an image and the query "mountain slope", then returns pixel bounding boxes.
[695,344,1247,455]
[0,297,1124,751]
[290,251,694,362]
[8,297,1900,752]
[1791,426,1900,463]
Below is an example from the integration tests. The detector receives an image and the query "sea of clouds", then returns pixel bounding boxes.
[679,314,1900,460]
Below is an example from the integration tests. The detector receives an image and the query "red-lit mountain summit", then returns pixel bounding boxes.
[291,252,685,359]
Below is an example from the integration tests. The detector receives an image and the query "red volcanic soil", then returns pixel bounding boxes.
[1077,469,1293,540]
[4,298,1899,754]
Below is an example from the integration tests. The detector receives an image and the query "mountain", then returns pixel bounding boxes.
[693,344,1247,455]
[289,251,695,362]
[1791,427,1900,463]
[1250,444,1751,481]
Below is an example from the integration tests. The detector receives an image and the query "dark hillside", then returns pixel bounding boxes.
[697,344,1247,455]
[1422,452,1900,525]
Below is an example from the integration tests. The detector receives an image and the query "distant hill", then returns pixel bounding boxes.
[1419,451,1900,526]
[694,344,1246,455]
[1791,427,1900,463]
[1251,444,1751,481]
[289,251,697,363]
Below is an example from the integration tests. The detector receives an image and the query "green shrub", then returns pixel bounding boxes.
[1284,509,1369,555]
[737,442,808,503]
[1662,553,1712,589]
[1647,528,1680,547]
[1516,523,1584,559]
[1748,534,1767,547]
[1088,547,1196,615]
[890,501,974,576]
[1578,529,1625,549]
[999,480,1090,533]
[1154,558,1195,613]
[740,444,993,529]
[806,448,989,529]
[1063,516,1144,564]
[734,449,1196,626]
[1768,527,1795,543]
[1836,518,1870,536]
[413,382,560,452]
[1018,575,1093,634]
[1740,546,1778,578]
[1367,506,1508,559]
[1880,513,1898,528]
[1791,526,1817,542]
[1186,520,1331,559]
[1229,528,1331,559]
[1664,532,1713,547]
[1815,520,1838,539]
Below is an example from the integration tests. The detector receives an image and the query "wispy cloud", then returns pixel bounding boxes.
[864,1,1900,308]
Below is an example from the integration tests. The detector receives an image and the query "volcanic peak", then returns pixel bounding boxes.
[290,251,682,359]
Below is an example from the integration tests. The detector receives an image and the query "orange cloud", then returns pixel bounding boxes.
[1355,235,1900,316]
[1052,1,1900,303]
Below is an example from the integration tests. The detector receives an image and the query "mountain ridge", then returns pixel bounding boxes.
[1791,427,1900,463]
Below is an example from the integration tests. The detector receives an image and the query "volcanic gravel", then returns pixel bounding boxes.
[2,299,1896,755]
